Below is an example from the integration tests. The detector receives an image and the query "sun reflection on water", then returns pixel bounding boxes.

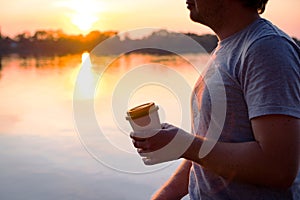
[73,52,97,100]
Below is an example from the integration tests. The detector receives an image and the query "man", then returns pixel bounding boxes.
[131,0,300,199]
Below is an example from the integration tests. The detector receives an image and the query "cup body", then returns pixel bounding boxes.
[126,102,161,131]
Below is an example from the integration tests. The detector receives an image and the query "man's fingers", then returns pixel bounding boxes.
[131,136,146,141]
[142,157,160,165]
[132,140,149,149]
[142,157,156,165]
[138,151,152,157]
[161,123,172,129]
[130,129,161,139]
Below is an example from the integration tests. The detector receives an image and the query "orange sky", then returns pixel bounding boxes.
[1,0,300,38]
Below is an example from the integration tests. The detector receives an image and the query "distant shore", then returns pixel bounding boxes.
[0,30,217,57]
[1,29,299,57]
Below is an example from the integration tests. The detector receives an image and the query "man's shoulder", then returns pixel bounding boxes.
[218,18,296,54]
[243,18,297,51]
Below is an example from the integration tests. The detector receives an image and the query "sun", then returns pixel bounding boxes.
[57,0,103,33]
[71,13,98,32]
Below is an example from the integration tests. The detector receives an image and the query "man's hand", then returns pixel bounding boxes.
[130,123,195,165]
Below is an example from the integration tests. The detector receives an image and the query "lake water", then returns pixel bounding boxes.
[0,52,209,200]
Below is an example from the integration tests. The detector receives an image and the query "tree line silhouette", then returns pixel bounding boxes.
[0,29,299,56]
[0,30,117,56]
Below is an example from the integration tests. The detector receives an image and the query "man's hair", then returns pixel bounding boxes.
[240,0,269,14]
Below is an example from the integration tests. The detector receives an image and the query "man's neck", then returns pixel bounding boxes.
[212,6,260,41]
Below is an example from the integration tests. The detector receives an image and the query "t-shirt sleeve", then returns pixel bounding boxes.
[240,35,300,119]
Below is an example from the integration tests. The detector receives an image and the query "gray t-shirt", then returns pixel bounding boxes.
[189,18,300,199]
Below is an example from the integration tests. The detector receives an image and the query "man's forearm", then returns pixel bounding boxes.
[151,160,191,200]
[182,115,300,188]
[183,138,273,186]
[183,137,298,188]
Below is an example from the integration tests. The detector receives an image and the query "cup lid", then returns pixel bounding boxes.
[127,102,158,119]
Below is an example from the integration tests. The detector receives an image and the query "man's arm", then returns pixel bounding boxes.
[151,160,191,200]
[183,114,300,188]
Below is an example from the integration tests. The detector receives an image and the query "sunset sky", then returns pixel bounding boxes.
[1,0,300,38]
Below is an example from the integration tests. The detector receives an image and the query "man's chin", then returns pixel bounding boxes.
[188,10,199,22]
[189,13,206,25]
[189,14,200,23]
